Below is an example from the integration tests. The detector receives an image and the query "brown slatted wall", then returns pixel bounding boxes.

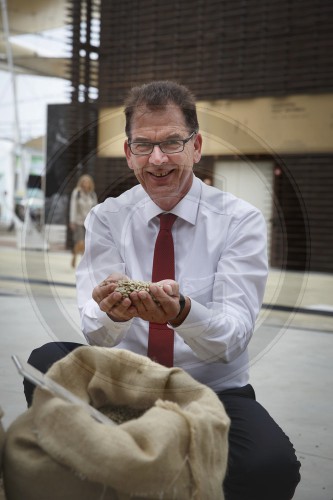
[98,0,333,105]
[67,0,100,103]
[63,0,333,270]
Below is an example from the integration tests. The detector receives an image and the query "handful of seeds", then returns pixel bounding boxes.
[115,279,162,303]
[99,403,147,425]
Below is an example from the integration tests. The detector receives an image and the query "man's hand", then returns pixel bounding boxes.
[92,273,138,322]
[93,276,188,324]
[129,279,181,323]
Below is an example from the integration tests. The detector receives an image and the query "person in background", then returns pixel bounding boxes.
[69,174,97,268]
[25,81,301,500]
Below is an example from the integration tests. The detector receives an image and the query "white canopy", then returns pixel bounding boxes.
[0,0,68,78]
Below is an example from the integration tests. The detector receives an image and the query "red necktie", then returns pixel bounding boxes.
[148,213,177,367]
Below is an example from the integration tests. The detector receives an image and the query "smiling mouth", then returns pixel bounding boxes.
[150,170,173,178]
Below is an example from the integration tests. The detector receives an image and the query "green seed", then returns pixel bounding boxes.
[115,279,162,303]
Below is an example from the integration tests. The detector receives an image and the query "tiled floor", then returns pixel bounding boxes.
[0,239,333,499]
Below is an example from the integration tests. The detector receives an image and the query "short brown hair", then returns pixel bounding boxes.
[124,81,199,138]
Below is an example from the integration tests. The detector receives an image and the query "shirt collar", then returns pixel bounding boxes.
[143,175,201,225]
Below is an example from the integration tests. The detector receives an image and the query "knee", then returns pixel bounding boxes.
[224,444,301,500]
[250,446,301,499]
[24,342,84,407]
[27,341,83,372]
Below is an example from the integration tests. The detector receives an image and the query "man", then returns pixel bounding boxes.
[26,81,300,499]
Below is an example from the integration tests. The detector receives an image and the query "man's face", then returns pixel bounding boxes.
[124,104,202,211]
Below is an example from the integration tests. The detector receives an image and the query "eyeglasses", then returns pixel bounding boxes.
[128,131,196,156]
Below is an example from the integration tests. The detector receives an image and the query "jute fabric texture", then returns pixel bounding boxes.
[3,347,229,500]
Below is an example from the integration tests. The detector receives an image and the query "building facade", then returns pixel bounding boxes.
[46,0,333,271]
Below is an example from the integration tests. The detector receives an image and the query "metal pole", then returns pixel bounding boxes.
[0,0,26,198]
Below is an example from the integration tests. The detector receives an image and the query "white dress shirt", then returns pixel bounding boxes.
[76,175,268,392]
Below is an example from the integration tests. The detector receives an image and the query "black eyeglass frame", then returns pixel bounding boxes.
[127,131,197,156]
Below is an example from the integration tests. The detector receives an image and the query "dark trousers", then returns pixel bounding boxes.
[218,385,301,500]
[24,342,301,500]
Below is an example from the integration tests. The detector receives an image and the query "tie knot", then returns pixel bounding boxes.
[159,213,177,231]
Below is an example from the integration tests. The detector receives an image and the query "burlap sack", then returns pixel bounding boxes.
[3,347,230,500]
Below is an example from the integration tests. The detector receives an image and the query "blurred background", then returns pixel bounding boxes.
[1,0,333,271]
[1,3,333,499]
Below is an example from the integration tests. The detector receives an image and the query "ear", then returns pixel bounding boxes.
[193,133,202,164]
[124,141,134,170]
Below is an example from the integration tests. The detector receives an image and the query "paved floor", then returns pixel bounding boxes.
[0,230,333,499]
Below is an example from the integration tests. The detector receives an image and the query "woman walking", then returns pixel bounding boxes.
[69,174,97,267]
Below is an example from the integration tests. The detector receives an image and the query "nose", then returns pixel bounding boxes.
[149,145,168,165]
